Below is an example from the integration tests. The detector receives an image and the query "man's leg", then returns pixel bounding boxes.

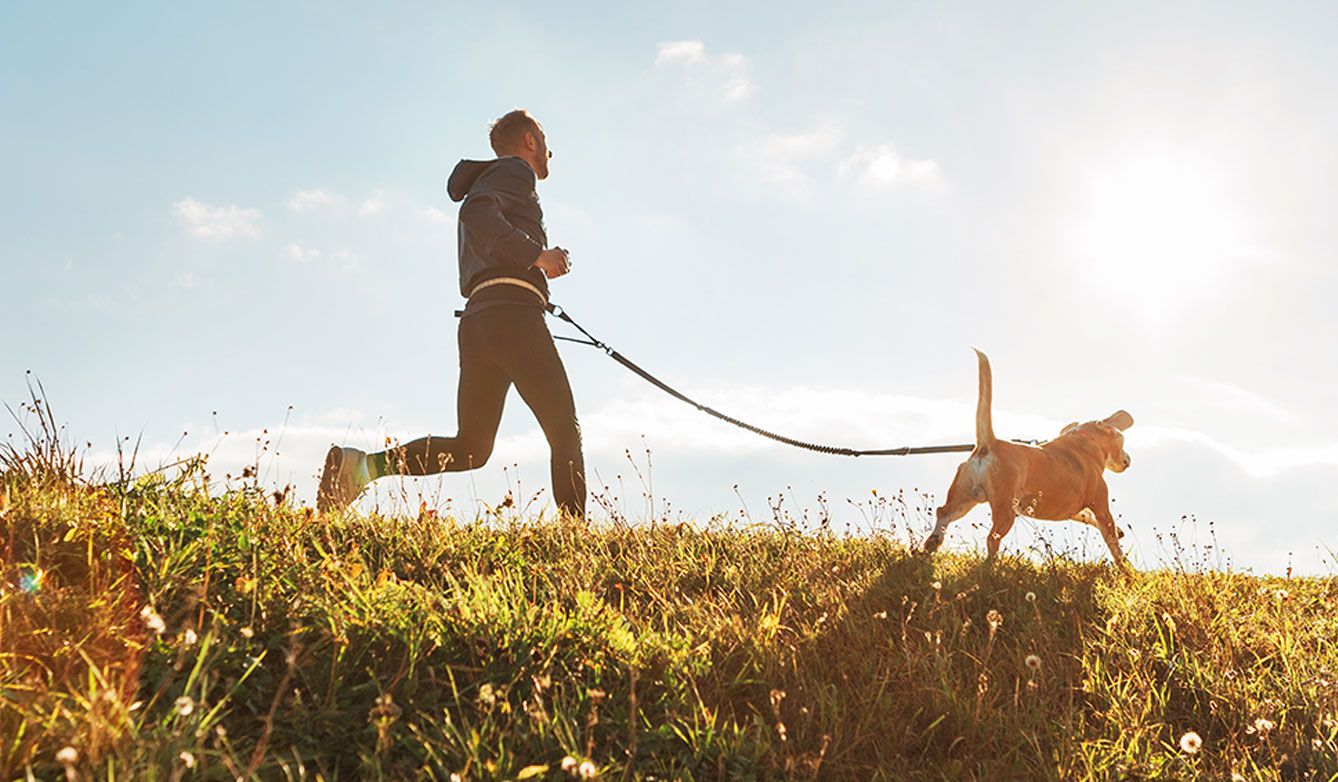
[489,308,586,519]
[369,313,511,477]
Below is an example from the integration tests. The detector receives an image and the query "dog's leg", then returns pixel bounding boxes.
[1091,503,1128,568]
[985,497,1017,561]
[923,477,979,554]
[1073,508,1125,540]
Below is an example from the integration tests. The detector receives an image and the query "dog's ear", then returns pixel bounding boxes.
[1060,421,1080,435]
[1103,410,1134,431]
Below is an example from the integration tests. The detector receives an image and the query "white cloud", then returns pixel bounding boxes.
[840,144,944,190]
[284,243,356,269]
[420,207,450,224]
[1132,424,1338,480]
[654,40,752,102]
[285,243,321,263]
[287,188,341,212]
[755,126,845,190]
[655,40,708,66]
[358,198,389,217]
[172,197,261,240]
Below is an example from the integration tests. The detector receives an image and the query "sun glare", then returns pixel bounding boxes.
[1070,155,1242,319]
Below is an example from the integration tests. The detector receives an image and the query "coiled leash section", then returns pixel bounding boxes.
[547,304,979,457]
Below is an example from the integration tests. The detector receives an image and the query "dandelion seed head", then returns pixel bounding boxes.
[140,605,166,635]
[1025,654,1042,671]
[1179,731,1202,754]
[1025,591,1036,602]
[174,695,194,716]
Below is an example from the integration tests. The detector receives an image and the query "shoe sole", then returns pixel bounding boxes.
[316,445,345,514]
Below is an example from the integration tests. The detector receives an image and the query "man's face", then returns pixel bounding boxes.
[529,127,550,180]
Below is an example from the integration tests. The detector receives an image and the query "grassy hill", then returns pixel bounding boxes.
[3,422,1337,781]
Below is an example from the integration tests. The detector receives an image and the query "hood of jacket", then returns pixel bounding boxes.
[446,159,494,202]
[447,157,537,201]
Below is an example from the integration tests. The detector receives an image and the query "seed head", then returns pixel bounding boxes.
[578,760,598,779]
[56,746,79,766]
[140,606,166,635]
[174,695,194,716]
[1025,591,1036,603]
[1179,731,1202,754]
[1025,654,1042,672]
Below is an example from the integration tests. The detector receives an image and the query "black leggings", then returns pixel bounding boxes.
[388,304,585,518]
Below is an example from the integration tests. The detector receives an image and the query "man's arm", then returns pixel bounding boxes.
[458,163,545,268]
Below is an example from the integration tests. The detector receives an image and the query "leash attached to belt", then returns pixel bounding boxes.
[545,302,978,457]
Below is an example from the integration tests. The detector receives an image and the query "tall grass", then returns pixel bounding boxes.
[3,399,1337,780]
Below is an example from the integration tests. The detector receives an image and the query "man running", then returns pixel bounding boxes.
[317,109,586,519]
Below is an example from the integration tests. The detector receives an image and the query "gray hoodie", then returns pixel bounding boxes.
[447,157,550,313]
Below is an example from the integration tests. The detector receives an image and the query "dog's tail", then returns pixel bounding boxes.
[973,348,995,446]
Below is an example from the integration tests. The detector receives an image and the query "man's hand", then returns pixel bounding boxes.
[533,247,571,279]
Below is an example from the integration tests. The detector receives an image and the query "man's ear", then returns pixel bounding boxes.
[1103,410,1134,431]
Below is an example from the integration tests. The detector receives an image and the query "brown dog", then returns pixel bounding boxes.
[922,350,1133,565]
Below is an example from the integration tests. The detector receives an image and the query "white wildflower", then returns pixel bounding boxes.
[174,695,194,716]
[56,746,79,765]
[1179,731,1202,754]
[140,605,166,635]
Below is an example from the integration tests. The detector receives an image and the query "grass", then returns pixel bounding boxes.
[3,399,1338,780]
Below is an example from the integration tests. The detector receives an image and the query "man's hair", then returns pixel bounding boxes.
[489,109,541,156]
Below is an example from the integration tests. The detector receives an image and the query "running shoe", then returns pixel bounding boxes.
[316,445,372,514]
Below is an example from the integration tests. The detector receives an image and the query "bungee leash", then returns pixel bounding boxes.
[546,303,980,457]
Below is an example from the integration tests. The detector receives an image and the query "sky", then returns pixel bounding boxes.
[4,1,1337,575]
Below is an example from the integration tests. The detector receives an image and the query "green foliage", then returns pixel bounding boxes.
[3,450,1337,780]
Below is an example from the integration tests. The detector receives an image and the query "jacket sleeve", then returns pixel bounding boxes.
[458,162,545,268]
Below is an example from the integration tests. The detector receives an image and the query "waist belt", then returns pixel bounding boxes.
[468,276,548,307]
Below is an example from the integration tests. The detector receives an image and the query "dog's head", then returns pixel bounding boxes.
[1060,410,1134,473]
